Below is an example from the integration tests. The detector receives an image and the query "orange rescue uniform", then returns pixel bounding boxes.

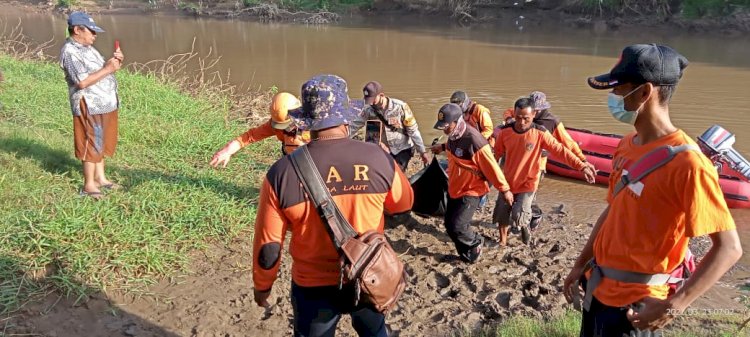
[463,102,494,140]
[446,126,510,198]
[236,119,311,155]
[590,130,736,307]
[498,108,585,166]
[493,123,587,193]
[252,138,414,291]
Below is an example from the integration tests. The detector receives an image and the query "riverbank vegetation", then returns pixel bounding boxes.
[0,31,273,314]
[39,0,750,30]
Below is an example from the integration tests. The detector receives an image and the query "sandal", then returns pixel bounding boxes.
[100,183,122,191]
[79,189,105,200]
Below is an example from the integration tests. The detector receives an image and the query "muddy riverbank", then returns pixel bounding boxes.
[4,170,748,336]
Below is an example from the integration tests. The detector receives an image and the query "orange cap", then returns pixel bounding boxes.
[270,92,301,130]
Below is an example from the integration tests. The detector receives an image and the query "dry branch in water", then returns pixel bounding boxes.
[128,38,271,126]
[0,19,54,61]
[226,3,340,24]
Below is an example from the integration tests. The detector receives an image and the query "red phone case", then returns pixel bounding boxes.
[114,40,120,50]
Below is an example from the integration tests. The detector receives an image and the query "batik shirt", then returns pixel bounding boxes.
[60,38,119,116]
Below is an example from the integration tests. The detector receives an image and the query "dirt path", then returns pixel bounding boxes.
[5,178,748,337]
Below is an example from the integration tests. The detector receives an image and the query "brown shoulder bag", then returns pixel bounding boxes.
[289,146,407,313]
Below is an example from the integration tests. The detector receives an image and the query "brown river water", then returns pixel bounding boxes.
[2,8,749,264]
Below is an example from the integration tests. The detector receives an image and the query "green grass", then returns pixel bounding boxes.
[576,0,750,18]
[56,0,78,8]
[457,311,581,337]
[456,310,744,336]
[0,55,277,314]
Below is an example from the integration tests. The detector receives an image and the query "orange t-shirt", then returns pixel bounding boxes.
[591,130,736,307]
[493,123,586,193]
[235,120,311,155]
[500,108,585,166]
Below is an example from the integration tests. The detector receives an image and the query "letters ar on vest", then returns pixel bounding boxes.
[325,165,372,183]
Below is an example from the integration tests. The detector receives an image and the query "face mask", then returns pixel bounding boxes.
[459,99,470,113]
[607,85,644,125]
[371,96,384,112]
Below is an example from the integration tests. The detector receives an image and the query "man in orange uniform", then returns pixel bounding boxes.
[497,91,586,170]
[432,103,513,263]
[433,91,494,154]
[210,92,308,167]
[562,44,742,336]
[493,98,596,245]
[252,74,414,337]
[450,91,494,140]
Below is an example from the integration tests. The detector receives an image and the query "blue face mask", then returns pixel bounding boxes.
[607,85,644,125]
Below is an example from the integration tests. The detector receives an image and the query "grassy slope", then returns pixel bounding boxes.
[0,55,276,312]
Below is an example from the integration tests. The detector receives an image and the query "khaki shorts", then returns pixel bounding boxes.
[73,99,118,163]
[492,191,535,227]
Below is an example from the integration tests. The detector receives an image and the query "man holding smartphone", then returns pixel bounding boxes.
[349,81,430,171]
[60,11,123,199]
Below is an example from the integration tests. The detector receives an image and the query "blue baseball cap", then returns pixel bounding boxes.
[294,74,351,131]
[67,12,105,33]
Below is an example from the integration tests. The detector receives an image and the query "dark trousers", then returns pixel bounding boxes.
[581,295,663,337]
[391,147,414,172]
[291,282,387,337]
[444,196,482,256]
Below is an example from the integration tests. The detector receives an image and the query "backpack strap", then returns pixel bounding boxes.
[612,144,701,197]
[288,146,359,250]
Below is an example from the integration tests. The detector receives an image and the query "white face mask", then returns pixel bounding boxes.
[607,84,644,125]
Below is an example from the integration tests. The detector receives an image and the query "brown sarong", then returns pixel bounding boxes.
[73,99,118,163]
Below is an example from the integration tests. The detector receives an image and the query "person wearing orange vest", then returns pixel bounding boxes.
[495,91,586,170]
[431,103,513,263]
[210,92,309,167]
[450,91,494,139]
[252,74,413,337]
[563,44,741,336]
[493,98,596,246]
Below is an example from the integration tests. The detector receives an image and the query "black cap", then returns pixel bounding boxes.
[434,103,463,130]
[363,81,384,105]
[588,44,689,90]
[450,91,467,104]
[450,90,472,112]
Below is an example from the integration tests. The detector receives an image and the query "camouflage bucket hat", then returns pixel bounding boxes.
[293,74,351,131]
[529,91,551,111]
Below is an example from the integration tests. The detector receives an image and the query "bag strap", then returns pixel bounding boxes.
[612,144,700,197]
[582,258,679,311]
[289,146,359,250]
[373,110,400,133]
[371,100,408,135]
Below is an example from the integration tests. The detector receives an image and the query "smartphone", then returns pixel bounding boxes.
[365,120,384,144]
[114,40,120,50]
